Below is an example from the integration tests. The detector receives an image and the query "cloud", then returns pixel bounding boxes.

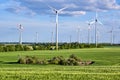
[0,0,36,16]
[61,11,86,16]
[1,0,120,16]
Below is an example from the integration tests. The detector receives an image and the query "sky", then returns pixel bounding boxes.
[0,0,120,43]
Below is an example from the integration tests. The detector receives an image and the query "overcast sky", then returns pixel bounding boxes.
[0,0,120,43]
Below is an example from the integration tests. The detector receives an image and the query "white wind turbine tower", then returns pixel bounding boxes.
[86,21,92,45]
[35,32,38,44]
[77,27,80,43]
[97,30,101,44]
[110,26,114,45]
[51,31,54,44]
[18,24,23,44]
[48,5,67,50]
[69,35,72,43]
[90,11,103,47]
[77,27,83,43]
[108,26,120,45]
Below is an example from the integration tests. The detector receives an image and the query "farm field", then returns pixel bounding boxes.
[0,48,120,80]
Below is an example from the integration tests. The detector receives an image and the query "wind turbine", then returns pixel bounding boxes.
[48,5,67,50]
[51,31,54,45]
[108,26,120,45]
[90,11,103,47]
[97,30,101,44]
[107,30,113,45]
[18,24,23,44]
[86,21,92,45]
[77,27,80,43]
[69,35,72,43]
[35,32,38,44]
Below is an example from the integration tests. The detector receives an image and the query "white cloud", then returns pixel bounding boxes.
[61,11,86,16]
[1,0,120,16]
[63,3,79,8]
[1,0,36,16]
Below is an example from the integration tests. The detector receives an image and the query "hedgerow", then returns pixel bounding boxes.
[0,43,103,52]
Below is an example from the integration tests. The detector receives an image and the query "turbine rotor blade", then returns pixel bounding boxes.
[48,5,57,12]
[96,11,98,18]
[86,21,91,25]
[58,6,68,13]
[98,20,103,25]
[90,21,95,24]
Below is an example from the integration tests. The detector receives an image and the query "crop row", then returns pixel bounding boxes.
[0,72,119,80]
[0,66,120,80]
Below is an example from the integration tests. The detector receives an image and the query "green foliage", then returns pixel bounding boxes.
[0,43,105,52]
[18,54,94,66]
[0,45,4,52]
[32,45,37,50]
[59,43,100,49]
[49,56,65,65]
[15,45,24,51]
[23,45,33,51]
[4,45,15,52]
[18,56,48,65]
[18,57,26,64]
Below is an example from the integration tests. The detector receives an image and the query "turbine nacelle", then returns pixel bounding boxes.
[48,5,68,14]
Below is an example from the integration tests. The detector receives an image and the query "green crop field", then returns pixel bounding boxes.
[0,48,120,80]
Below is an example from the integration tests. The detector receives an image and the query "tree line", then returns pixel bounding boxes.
[0,42,105,52]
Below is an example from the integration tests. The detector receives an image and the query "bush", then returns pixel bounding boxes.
[3,45,15,52]
[79,44,84,48]
[0,46,4,52]
[69,54,81,61]
[32,45,37,50]
[18,57,26,64]
[97,44,103,48]
[24,45,33,51]
[48,56,65,65]
[18,54,94,66]
[18,56,48,65]
[15,45,24,51]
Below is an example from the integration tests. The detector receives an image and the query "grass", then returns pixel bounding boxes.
[0,66,120,80]
[0,48,120,66]
[0,48,120,80]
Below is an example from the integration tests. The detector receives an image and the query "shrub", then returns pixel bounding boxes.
[32,45,37,50]
[18,56,48,64]
[24,45,33,51]
[69,54,81,61]
[2,45,16,52]
[15,45,24,51]
[18,57,26,64]
[79,44,84,48]
[25,56,36,64]
[0,46,4,52]
[97,44,103,48]
[49,56,65,65]
[18,54,94,66]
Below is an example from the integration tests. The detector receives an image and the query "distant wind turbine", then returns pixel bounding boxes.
[90,11,103,47]
[77,27,80,43]
[108,26,120,45]
[35,32,38,44]
[76,27,83,43]
[86,21,92,45]
[48,5,68,50]
[70,35,72,43]
[51,31,54,44]
[18,24,23,44]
